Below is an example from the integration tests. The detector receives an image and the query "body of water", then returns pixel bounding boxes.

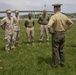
[70,18,76,20]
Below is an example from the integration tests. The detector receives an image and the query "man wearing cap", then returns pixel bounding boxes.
[12,10,20,47]
[48,4,74,67]
[24,13,35,45]
[0,10,15,53]
[38,9,50,44]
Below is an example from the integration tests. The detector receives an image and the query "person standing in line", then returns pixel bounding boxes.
[38,9,50,45]
[0,10,15,53]
[13,10,20,47]
[48,4,74,67]
[24,13,35,46]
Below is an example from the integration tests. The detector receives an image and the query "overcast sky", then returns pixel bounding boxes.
[0,0,76,13]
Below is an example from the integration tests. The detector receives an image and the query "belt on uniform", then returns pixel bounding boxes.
[55,31,65,33]
[27,26,33,28]
[52,31,65,35]
[41,24,47,25]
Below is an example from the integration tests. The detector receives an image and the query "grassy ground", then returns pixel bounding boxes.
[0,20,76,75]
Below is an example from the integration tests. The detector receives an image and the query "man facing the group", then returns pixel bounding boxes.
[48,4,74,67]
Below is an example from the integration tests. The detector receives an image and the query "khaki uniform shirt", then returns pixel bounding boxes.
[1,16,14,35]
[13,16,20,31]
[48,12,74,33]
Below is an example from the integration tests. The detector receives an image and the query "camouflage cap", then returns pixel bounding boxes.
[6,9,11,13]
[15,10,19,13]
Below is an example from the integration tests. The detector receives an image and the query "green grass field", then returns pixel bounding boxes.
[0,20,76,75]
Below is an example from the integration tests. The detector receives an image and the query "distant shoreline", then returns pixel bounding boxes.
[70,18,76,20]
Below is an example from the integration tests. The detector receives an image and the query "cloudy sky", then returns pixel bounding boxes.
[0,0,76,13]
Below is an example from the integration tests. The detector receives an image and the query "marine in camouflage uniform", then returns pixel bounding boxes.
[12,10,20,46]
[24,13,35,45]
[0,10,15,53]
[38,9,50,42]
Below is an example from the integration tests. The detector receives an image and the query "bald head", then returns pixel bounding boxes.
[28,13,32,19]
[43,9,47,16]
